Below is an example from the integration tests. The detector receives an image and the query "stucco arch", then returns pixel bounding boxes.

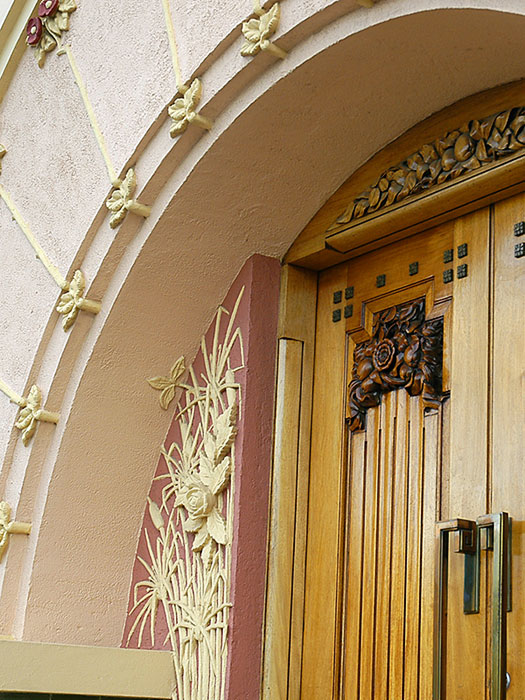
[1,2,525,648]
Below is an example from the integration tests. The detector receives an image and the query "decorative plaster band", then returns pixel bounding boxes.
[127,289,244,700]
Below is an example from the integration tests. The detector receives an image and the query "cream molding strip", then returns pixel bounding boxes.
[241,2,287,59]
[0,381,59,446]
[161,0,213,136]
[56,45,151,226]
[0,149,101,330]
[0,501,31,561]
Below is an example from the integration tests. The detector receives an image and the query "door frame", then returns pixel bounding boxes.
[261,78,525,700]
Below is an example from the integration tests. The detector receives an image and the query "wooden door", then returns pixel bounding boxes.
[301,197,524,698]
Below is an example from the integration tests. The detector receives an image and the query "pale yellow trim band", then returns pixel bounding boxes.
[0,378,25,407]
[0,183,68,290]
[57,45,120,187]
[0,640,173,698]
[161,0,185,92]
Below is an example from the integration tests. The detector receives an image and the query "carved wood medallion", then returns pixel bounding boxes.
[348,299,443,431]
[331,107,525,228]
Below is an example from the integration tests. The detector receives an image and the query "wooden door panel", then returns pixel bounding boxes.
[492,194,525,698]
[446,208,490,700]
[302,264,347,698]
[302,203,521,699]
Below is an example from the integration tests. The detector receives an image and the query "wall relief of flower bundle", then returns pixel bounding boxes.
[126,289,244,700]
[26,0,76,67]
[332,107,525,226]
[348,298,443,431]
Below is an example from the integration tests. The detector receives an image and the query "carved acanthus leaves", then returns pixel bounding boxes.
[168,79,213,137]
[105,169,151,229]
[26,0,76,68]
[334,107,525,227]
[241,2,287,59]
[0,145,6,175]
[14,385,60,446]
[147,356,186,409]
[56,269,101,330]
[0,502,31,562]
[175,403,237,565]
[348,299,443,431]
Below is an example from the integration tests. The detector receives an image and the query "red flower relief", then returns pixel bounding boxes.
[26,17,43,45]
[38,0,59,17]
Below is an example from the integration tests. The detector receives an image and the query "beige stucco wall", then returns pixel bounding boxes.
[0,0,524,649]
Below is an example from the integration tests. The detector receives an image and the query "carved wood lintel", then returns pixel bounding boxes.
[332,107,525,230]
[348,299,443,431]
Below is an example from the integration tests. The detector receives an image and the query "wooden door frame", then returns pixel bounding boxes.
[261,78,525,700]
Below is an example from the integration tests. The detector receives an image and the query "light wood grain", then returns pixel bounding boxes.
[446,208,490,698]
[373,392,396,699]
[301,263,347,698]
[388,390,408,700]
[341,425,366,700]
[262,265,317,700]
[491,193,525,698]
[404,396,424,699]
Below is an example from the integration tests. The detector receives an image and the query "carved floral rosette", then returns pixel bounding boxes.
[334,107,525,226]
[126,290,244,700]
[348,299,443,431]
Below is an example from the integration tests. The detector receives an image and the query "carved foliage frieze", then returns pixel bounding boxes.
[348,299,443,431]
[333,107,525,228]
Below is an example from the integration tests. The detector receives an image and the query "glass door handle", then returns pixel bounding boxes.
[433,513,512,700]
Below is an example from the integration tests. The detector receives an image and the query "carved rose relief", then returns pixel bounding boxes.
[348,299,443,431]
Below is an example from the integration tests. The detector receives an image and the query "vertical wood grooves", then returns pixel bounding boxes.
[402,412,411,700]
[371,421,382,700]
[386,412,397,694]
[343,392,442,699]
[417,420,426,693]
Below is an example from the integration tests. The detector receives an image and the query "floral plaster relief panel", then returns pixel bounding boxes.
[124,255,280,700]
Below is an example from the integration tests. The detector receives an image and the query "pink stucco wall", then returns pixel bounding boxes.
[122,253,280,697]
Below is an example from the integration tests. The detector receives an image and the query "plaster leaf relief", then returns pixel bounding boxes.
[26,0,76,68]
[241,2,287,59]
[56,269,102,331]
[127,289,244,700]
[147,356,186,409]
[168,79,213,138]
[14,385,60,446]
[348,299,443,431]
[105,169,151,229]
[0,502,31,562]
[331,107,525,228]
[0,145,6,175]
